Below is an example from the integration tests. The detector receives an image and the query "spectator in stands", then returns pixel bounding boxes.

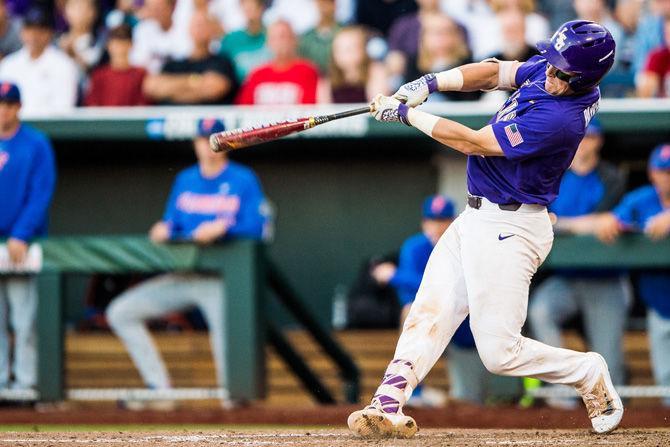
[573,0,631,96]
[59,0,103,73]
[634,0,670,75]
[219,0,271,83]
[84,24,148,106]
[264,0,319,35]
[0,82,56,393]
[404,13,480,102]
[236,20,319,105]
[355,0,417,36]
[0,0,22,59]
[371,195,491,405]
[535,0,575,30]
[106,118,268,409]
[298,0,340,75]
[385,0,441,91]
[595,144,670,407]
[0,6,79,117]
[444,0,549,61]
[318,25,388,103]
[130,0,192,74]
[528,120,630,408]
[637,17,670,98]
[143,10,237,105]
[489,9,538,62]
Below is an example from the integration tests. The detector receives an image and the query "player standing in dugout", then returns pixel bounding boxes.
[348,20,621,438]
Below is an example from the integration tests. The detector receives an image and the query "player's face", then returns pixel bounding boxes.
[544,63,573,95]
[422,218,452,245]
[0,101,20,132]
[650,168,670,197]
[193,136,225,164]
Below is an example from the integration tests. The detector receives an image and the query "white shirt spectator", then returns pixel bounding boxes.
[263,0,319,34]
[0,46,78,117]
[174,0,245,34]
[130,18,192,74]
[441,0,549,60]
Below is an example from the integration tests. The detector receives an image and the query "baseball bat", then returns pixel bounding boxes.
[209,105,372,153]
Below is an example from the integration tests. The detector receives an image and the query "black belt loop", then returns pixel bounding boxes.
[467,195,522,212]
[467,195,482,209]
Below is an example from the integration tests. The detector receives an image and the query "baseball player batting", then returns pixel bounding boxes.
[348,20,621,438]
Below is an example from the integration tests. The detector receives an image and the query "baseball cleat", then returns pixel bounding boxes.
[347,404,417,439]
[581,352,624,434]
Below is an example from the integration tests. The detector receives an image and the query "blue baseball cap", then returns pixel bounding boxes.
[0,82,20,103]
[585,117,602,136]
[196,118,225,137]
[649,144,670,171]
[422,195,456,220]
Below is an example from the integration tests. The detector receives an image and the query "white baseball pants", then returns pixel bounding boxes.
[391,199,602,403]
[106,273,225,390]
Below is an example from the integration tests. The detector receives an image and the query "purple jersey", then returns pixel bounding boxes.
[467,55,600,206]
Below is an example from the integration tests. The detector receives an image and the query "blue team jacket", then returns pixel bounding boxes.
[0,124,56,241]
[162,161,266,241]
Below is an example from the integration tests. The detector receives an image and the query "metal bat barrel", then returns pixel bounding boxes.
[209,118,313,153]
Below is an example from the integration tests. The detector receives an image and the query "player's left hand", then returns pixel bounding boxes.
[393,74,438,107]
[193,219,228,245]
[7,238,28,265]
[370,94,410,125]
[644,210,670,241]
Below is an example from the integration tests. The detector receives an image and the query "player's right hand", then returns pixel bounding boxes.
[149,221,171,243]
[393,73,438,107]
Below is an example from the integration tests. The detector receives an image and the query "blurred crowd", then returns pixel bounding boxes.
[0,0,668,116]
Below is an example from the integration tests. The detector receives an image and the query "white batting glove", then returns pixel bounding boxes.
[393,73,439,107]
[370,94,411,125]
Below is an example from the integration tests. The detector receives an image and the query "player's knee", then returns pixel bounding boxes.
[106,298,134,329]
[472,330,521,375]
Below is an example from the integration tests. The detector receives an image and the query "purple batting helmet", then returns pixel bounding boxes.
[536,20,615,92]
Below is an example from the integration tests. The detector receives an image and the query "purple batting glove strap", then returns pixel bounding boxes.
[423,73,438,94]
[398,103,411,126]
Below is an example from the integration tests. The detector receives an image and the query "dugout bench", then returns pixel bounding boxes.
[4,233,670,402]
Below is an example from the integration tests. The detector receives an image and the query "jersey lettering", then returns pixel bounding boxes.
[583,101,599,128]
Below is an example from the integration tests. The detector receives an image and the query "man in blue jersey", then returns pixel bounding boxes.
[106,118,267,407]
[528,119,630,408]
[349,20,622,438]
[596,144,670,407]
[372,194,491,405]
[0,82,56,393]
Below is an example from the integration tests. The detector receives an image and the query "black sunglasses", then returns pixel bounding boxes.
[546,63,573,82]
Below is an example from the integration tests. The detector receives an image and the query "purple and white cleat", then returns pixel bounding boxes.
[348,359,419,438]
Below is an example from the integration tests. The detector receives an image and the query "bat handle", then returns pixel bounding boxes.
[313,105,373,125]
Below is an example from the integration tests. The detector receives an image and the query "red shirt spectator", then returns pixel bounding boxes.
[84,24,148,106]
[85,66,148,106]
[643,47,670,97]
[235,20,318,105]
[236,59,318,104]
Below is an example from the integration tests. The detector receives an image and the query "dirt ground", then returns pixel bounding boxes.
[1,428,668,447]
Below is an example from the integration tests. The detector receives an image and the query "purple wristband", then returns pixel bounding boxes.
[423,73,438,94]
[398,103,411,126]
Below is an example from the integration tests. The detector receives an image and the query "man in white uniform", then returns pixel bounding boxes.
[348,20,623,438]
